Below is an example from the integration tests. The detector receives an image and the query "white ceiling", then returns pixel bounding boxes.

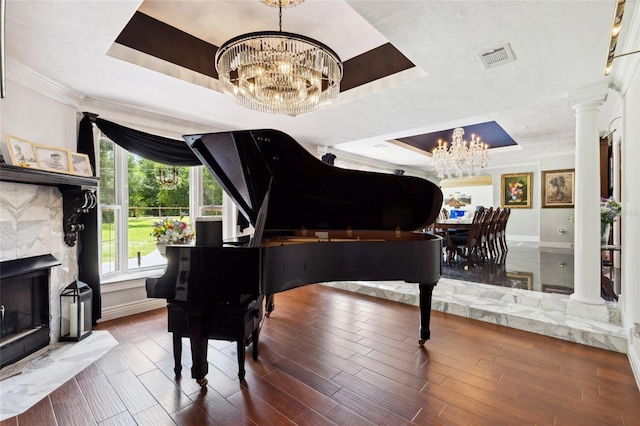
[4,0,637,175]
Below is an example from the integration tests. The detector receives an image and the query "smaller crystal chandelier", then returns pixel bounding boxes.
[261,0,305,7]
[215,0,343,115]
[432,127,489,179]
[158,166,180,190]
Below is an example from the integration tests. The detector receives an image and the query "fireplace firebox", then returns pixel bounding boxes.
[0,254,61,368]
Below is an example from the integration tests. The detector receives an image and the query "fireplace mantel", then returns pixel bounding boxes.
[0,164,98,188]
[0,164,99,246]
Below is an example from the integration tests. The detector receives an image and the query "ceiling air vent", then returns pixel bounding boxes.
[478,44,515,69]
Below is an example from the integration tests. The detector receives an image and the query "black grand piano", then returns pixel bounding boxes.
[146,129,443,386]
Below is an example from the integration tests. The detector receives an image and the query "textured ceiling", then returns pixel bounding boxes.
[4,0,637,175]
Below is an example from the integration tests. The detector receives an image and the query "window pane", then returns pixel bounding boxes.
[128,156,191,269]
[101,207,119,275]
[99,138,115,205]
[202,170,223,217]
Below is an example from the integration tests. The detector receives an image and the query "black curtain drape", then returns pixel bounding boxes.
[77,114,101,325]
[76,114,206,325]
[95,118,201,166]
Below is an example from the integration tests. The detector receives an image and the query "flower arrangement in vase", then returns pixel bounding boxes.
[152,214,194,256]
[600,197,621,244]
[508,180,525,202]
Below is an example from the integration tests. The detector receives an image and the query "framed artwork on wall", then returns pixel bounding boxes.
[444,191,472,208]
[34,145,72,173]
[6,135,39,168]
[541,169,575,208]
[501,172,532,208]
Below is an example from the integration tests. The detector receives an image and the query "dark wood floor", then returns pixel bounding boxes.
[3,285,639,425]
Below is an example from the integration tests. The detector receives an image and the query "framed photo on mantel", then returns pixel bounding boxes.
[542,169,575,208]
[6,135,39,168]
[501,172,532,209]
[34,145,72,173]
[70,152,93,176]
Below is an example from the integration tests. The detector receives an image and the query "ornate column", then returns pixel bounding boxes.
[567,81,609,321]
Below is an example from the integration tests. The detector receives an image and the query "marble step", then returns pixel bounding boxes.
[322,279,627,354]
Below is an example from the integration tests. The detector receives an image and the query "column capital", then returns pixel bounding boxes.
[569,80,609,110]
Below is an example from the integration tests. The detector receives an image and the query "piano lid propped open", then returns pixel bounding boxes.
[183,129,442,234]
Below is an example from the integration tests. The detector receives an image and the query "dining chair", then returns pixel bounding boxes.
[445,207,484,267]
[487,207,501,259]
[446,206,482,240]
[478,206,493,262]
[497,208,511,253]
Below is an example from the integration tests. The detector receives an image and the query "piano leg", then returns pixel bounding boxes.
[187,313,209,388]
[265,293,275,317]
[172,333,182,376]
[235,301,262,381]
[236,339,246,381]
[418,282,437,346]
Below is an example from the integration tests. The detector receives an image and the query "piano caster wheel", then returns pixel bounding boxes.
[174,367,182,377]
[196,378,208,389]
[418,339,426,346]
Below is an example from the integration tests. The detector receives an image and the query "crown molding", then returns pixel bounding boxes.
[6,59,85,107]
[79,98,225,140]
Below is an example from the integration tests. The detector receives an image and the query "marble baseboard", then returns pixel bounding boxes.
[0,330,118,420]
[322,278,627,353]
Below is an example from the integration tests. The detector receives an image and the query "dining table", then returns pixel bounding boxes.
[433,218,473,233]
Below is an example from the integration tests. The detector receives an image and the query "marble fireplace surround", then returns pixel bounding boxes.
[1,166,97,344]
[0,180,77,344]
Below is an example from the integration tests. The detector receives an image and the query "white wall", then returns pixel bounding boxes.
[620,43,640,388]
[0,81,77,156]
[538,154,576,247]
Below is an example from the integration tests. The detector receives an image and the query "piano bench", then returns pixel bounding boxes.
[166,294,264,385]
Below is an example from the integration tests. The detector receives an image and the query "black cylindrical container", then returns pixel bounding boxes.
[195,217,223,247]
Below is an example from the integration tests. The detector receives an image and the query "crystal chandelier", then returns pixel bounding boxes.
[261,0,305,8]
[432,127,489,179]
[158,166,180,190]
[215,0,343,116]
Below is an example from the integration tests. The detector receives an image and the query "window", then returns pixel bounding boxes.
[98,136,222,278]
[99,137,119,275]
[202,168,223,217]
